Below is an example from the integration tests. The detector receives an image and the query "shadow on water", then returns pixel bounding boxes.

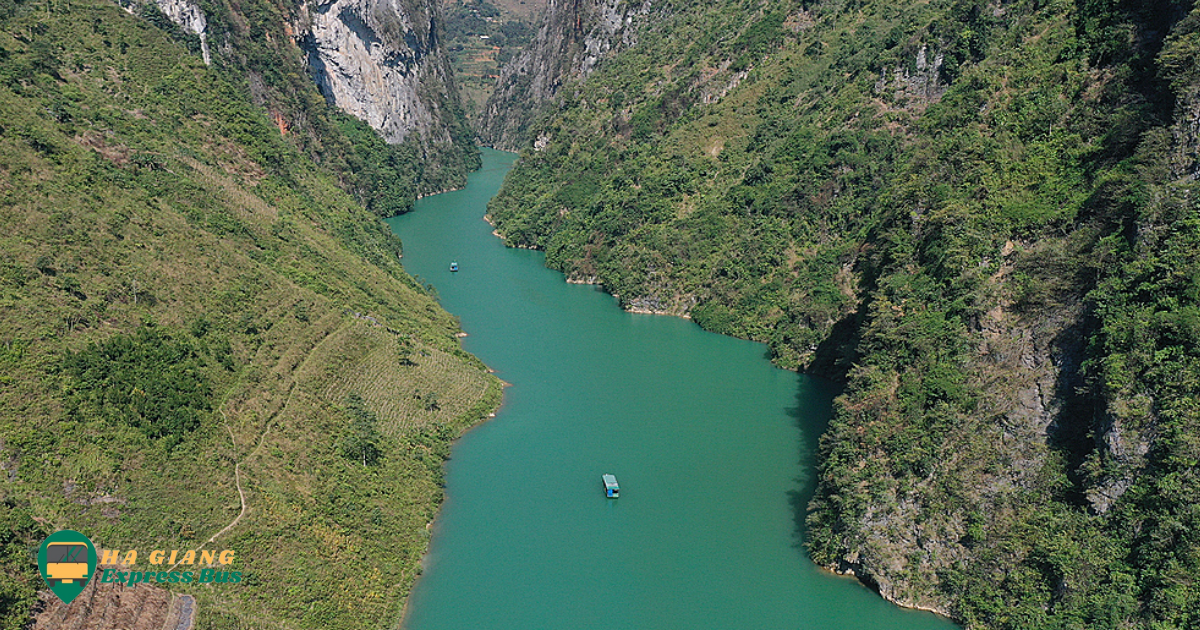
[786,374,841,551]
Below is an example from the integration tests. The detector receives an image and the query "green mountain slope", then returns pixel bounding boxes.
[0,2,497,628]
[485,0,1200,626]
[141,0,481,217]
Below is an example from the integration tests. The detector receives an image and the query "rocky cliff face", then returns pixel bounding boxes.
[299,0,464,146]
[477,0,651,150]
[1167,74,1200,184]
[140,0,470,156]
[873,44,946,111]
[151,0,211,64]
[818,278,1096,615]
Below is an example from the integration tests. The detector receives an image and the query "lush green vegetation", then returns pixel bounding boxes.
[334,114,434,217]
[0,0,497,628]
[441,0,539,120]
[187,0,479,213]
[340,393,383,466]
[0,501,45,630]
[61,326,216,445]
[487,0,1200,626]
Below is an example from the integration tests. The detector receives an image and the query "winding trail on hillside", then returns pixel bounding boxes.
[167,388,287,571]
[206,420,255,544]
[194,313,349,557]
[206,395,283,542]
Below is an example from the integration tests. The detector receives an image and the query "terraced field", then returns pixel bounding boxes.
[299,320,496,433]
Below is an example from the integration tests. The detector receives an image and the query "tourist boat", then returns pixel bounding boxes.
[450,261,459,272]
[602,474,619,498]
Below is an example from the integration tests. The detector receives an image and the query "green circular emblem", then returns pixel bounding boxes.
[37,530,98,604]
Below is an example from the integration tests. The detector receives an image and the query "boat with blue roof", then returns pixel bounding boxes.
[602,474,619,498]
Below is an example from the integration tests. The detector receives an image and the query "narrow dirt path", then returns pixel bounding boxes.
[166,400,278,571]
[172,316,344,570]
[206,422,255,544]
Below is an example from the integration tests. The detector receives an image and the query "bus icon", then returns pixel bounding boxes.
[45,542,90,587]
[38,531,97,602]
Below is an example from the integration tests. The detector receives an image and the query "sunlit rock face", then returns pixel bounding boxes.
[149,0,212,64]
[300,0,461,145]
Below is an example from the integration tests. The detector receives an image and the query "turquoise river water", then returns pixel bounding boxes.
[387,148,960,630]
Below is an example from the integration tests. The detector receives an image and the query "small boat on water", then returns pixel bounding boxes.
[602,474,619,498]
[450,261,459,272]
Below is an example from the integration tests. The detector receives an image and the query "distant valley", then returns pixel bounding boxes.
[4,0,1200,628]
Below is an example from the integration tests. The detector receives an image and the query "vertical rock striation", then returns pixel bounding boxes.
[134,0,477,202]
[299,0,465,147]
[133,0,461,147]
[144,0,212,64]
[873,44,946,111]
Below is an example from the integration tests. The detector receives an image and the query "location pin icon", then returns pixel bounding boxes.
[38,530,98,604]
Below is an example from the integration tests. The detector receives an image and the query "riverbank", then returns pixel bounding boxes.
[388,148,958,630]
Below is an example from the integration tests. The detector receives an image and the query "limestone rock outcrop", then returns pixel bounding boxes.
[144,0,212,64]
[299,0,464,146]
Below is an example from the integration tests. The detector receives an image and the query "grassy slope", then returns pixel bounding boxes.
[486,0,1200,627]
[0,2,498,629]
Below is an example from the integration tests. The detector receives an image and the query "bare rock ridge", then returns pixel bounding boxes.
[145,0,471,160]
[478,0,651,151]
[150,0,211,64]
[299,0,462,146]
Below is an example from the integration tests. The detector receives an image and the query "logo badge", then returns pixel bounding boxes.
[38,530,97,604]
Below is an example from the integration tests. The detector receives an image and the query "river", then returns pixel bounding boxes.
[387,148,958,630]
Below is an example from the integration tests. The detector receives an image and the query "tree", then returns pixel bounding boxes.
[396,337,415,366]
[341,394,382,466]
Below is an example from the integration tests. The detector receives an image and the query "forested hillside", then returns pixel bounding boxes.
[138,0,482,216]
[0,1,498,628]
[485,0,1200,627]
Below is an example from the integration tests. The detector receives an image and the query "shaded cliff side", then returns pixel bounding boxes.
[300,0,481,196]
[300,0,472,146]
[481,0,1200,626]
